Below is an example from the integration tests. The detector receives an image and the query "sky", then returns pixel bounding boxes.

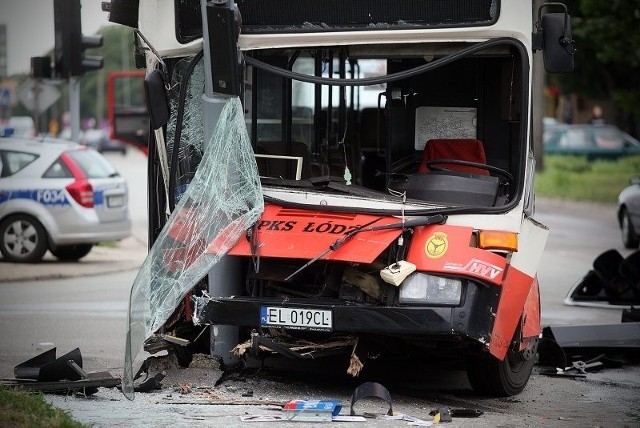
[0,0,112,76]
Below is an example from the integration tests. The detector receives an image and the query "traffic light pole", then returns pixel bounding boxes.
[69,76,81,143]
[52,0,103,143]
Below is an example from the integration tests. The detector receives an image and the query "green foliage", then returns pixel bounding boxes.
[535,155,640,202]
[0,386,86,428]
[554,1,640,126]
[80,25,138,122]
[578,1,640,68]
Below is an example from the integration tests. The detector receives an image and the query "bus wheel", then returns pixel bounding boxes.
[466,330,537,396]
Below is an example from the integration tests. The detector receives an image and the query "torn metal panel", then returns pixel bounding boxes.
[232,332,357,360]
[542,323,640,349]
[123,97,264,399]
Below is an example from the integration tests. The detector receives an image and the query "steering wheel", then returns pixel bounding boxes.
[424,159,514,183]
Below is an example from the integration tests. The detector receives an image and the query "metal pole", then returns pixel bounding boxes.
[33,79,41,135]
[201,0,240,366]
[69,76,81,142]
[532,0,545,171]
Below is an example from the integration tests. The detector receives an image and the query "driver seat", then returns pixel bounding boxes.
[418,138,490,176]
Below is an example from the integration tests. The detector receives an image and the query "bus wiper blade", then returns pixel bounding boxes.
[284,214,446,281]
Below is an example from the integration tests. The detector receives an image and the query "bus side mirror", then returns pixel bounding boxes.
[206,0,243,96]
[144,69,169,130]
[533,2,575,73]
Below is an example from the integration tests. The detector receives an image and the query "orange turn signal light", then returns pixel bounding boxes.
[478,230,518,252]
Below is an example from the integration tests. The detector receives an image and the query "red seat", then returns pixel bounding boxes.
[417,138,489,176]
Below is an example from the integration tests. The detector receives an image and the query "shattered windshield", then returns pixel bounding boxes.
[123,97,264,399]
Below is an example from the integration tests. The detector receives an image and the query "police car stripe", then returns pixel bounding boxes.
[0,189,70,206]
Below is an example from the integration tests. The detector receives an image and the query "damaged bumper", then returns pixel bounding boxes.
[193,281,499,343]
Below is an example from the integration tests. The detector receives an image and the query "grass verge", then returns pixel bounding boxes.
[0,386,86,428]
[97,240,118,248]
[535,155,640,203]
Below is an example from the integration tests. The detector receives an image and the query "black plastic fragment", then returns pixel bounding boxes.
[350,381,393,416]
[6,348,120,394]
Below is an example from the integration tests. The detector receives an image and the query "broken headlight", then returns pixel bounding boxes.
[399,273,462,305]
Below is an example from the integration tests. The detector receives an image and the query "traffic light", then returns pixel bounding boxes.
[54,0,104,78]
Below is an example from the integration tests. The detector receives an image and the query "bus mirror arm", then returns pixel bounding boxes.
[533,2,575,74]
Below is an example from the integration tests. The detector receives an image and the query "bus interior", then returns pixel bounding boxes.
[242,40,526,209]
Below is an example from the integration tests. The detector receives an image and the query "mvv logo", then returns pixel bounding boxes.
[463,259,503,280]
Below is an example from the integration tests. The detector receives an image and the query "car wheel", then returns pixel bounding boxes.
[466,325,537,396]
[0,214,49,263]
[49,244,94,261]
[621,208,640,249]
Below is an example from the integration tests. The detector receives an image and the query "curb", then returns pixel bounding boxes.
[0,234,148,283]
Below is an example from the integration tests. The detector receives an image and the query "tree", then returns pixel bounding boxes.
[552,0,640,134]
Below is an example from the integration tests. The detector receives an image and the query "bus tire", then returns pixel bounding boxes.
[466,327,537,396]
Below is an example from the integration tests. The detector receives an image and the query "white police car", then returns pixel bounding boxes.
[0,135,131,262]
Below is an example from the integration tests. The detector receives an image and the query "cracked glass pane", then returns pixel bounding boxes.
[123,97,264,399]
[166,56,205,203]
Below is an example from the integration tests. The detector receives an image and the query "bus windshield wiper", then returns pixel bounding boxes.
[284,214,446,281]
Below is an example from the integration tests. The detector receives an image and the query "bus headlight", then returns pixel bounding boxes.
[399,273,462,305]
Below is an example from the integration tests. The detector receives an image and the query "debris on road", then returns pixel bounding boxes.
[538,313,640,380]
[134,371,165,392]
[132,351,223,391]
[542,322,640,351]
[564,249,640,308]
[282,399,342,422]
[2,348,120,395]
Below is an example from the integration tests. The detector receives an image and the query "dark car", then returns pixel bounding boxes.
[81,129,128,155]
[544,124,640,160]
[618,176,640,249]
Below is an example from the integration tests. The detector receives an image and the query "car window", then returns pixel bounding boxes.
[42,159,73,178]
[66,149,119,178]
[593,127,624,149]
[558,129,592,149]
[0,150,39,177]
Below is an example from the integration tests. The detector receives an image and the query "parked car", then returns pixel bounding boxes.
[618,176,640,249]
[7,116,36,139]
[81,129,128,155]
[0,136,131,262]
[543,124,640,160]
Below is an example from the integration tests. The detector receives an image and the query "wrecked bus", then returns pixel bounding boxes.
[105,0,574,397]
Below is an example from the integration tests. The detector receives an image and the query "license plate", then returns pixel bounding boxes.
[260,306,332,331]
[107,194,125,208]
